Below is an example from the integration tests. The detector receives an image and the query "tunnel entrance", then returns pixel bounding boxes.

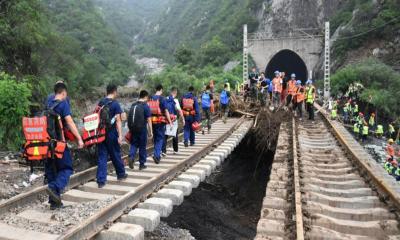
[265,49,308,82]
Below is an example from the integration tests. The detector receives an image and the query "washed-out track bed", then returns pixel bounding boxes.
[256,109,400,240]
[0,118,252,240]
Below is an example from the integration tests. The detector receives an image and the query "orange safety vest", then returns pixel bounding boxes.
[387,145,395,157]
[182,98,195,116]
[287,80,297,95]
[296,86,305,103]
[272,77,282,93]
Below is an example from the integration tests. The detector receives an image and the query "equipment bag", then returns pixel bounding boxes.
[22,101,66,161]
[191,121,201,132]
[220,90,229,105]
[128,102,146,134]
[148,99,162,116]
[82,100,113,147]
[182,97,195,116]
[201,92,211,108]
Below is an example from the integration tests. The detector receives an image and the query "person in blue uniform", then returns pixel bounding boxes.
[46,82,83,210]
[162,87,185,154]
[150,85,172,164]
[97,84,127,188]
[181,86,200,147]
[129,90,153,170]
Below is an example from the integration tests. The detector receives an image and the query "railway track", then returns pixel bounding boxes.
[0,117,251,240]
[256,110,400,239]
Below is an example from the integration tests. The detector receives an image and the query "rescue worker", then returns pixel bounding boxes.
[97,84,127,188]
[389,123,396,139]
[272,71,282,108]
[293,80,304,120]
[369,113,376,131]
[343,100,351,123]
[331,100,338,120]
[286,73,297,107]
[362,123,369,142]
[46,82,84,209]
[149,84,172,163]
[201,85,213,133]
[376,124,384,138]
[353,101,359,119]
[390,160,398,176]
[305,80,316,121]
[220,83,231,123]
[260,76,269,106]
[356,112,366,140]
[248,67,259,100]
[181,86,200,147]
[162,87,185,155]
[353,122,360,139]
[386,139,396,159]
[129,90,153,170]
[280,72,288,103]
[385,157,395,175]
[394,163,400,181]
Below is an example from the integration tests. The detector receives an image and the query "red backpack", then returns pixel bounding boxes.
[82,101,113,147]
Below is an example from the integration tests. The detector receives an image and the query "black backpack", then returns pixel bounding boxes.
[43,100,64,141]
[128,102,146,134]
[97,100,114,131]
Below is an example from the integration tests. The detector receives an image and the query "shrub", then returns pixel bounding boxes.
[0,73,31,150]
[331,58,400,118]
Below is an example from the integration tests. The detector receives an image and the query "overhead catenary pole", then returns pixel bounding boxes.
[243,24,248,86]
[324,21,331,105]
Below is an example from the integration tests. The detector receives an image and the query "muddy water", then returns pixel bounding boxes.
[148,136,275,240]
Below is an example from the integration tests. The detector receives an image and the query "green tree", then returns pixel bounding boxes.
[174,45,194,65]
[200,36,230,66]
[0,73,31,150]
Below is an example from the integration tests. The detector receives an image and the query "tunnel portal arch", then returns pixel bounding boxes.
[265,49,308,82]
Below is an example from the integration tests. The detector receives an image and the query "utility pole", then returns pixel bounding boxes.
[243,24,248,86]
[324,22,330,105]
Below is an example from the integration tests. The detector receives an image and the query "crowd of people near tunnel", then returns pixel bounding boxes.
[328,97,400,181]
[22,81,231,210]
[244,67,316,122]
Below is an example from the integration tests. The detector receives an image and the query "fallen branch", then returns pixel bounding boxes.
[235,110,256,117]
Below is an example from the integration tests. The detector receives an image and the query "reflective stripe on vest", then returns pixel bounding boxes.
[353,124,360,133]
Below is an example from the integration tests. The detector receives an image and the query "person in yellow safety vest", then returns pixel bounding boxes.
[305,80,315,121]
[389,123,396,139]
[343,100,351,123]
[376,124,384,138]
[353,101,359,118]
[384,157,394,175]
[331,100,338,120]
[353,123,360,140]
[369,113,376,131]
[362,123,369,142]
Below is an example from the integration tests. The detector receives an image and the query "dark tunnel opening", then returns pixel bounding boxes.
[265,49,308,82]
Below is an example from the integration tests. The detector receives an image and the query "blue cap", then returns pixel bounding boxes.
[306,80,313,85]
[291,73,296,78]
[274,71,280,75]
[296,80,302,85]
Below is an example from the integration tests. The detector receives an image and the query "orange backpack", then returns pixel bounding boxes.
[22,102,66,161]
[182,98,195,116]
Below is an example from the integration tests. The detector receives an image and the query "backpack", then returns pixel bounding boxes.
[182,97,195,116]
[82,100,113,147]
[220,90,229,105]
[201,92,211,108]
[148,99,162,116]
[128,102,146,134]
[22,101,66,161]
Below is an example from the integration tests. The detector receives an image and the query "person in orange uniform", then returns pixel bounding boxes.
[286,73,297,107]
[293,80,305,119]
[272,71,282,109]
[387,139,396,159]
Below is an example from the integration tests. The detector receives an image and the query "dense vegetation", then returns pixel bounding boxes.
[330,0,400,62]
[0,0,139,149]
[331,58,400,120]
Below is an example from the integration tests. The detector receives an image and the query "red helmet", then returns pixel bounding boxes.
[359,112,364,116]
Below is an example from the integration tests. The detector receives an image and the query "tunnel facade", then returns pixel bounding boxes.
[248,37,322,80]
[265,49,308,81]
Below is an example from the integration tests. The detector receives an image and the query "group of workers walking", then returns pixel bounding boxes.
[23,81,231,210]
[246,67,316,121]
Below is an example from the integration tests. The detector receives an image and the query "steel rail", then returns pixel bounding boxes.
[0,115,219,216]
[315,103,400,210]
[60,116,246,240]
[291,118,304,240]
